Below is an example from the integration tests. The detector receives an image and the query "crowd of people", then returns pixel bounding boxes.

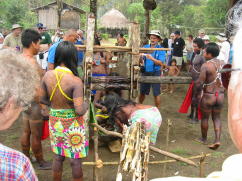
[0,22,234,180]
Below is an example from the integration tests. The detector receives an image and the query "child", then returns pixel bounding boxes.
[167,59,180,93]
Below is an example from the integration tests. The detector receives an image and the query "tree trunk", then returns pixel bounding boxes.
[90,0,97,31]
[143,9,150,46]
[57,0,63,28]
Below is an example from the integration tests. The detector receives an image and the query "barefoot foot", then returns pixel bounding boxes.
[208,142,220,150]
[194,138,208,145]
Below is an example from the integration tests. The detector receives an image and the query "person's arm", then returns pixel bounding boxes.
[175,66,180,76]
[73,77,88,116]
[93,91,106,110]
[194,64,207,101]
[145,51,167,67]
[39,75,50,117]
[47,45,55,70]
[2,36,10,49]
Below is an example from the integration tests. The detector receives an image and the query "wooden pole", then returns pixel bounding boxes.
[56,0,63,28]
[84,14,95,100]
[92,123,197,167]
[130,23,140,99]
[199,153,207,177]
[143,9,150,46]
[75,44,171,52]
[138,76,192,84]
[82,154,211,166]
[162,119,172,177]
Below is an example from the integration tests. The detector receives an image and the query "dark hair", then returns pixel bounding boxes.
[103,94,136,115]
[171,59,177,64]
[54,41,78,76]
[188,34,193,39]
[21,29,41,48]
[204,42,220,58]
[193,38,204,49]
[120,33,124,37]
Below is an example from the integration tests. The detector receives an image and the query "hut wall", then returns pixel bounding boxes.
[60,11,80,29]
[38,8,58,29]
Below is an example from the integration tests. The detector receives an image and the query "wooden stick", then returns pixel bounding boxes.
[82,154,211,166]
[138,76,192,84]
[75,44,171,52]
[163,119,172,176]
[199,153,207,177]
[92,123,197,167]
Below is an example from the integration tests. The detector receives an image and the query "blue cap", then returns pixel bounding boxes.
[36,23,44,28]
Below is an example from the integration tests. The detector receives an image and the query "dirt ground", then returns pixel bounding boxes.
[0,54,238,181]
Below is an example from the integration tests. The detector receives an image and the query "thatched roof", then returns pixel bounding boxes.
[32,1,85,14]
[100,9,129,29]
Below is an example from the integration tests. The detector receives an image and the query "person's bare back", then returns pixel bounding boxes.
[42,70,83,109]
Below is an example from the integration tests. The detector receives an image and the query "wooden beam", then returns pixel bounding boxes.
[138,76,192,84]
[75,45,171,53]
[82,154,211,166]
[89,76,192,85]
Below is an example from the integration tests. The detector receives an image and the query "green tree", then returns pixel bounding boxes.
[204,0,229,27]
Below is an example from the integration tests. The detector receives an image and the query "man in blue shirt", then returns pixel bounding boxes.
[47,29,78,70]
[139,30,166,109]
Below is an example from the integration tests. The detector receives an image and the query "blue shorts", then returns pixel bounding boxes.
[140,71,161,97]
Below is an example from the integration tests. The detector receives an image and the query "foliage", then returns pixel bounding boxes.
[0,0,230,37]
[101,33,109,40]
[205,0,229,27]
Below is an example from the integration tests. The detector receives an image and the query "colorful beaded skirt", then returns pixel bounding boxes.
[49,108,89,158]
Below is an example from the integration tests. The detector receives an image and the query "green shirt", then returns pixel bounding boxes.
[3,33,22,51]
[40,32,52,45]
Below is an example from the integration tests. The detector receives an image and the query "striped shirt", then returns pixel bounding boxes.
[0,144,38,181]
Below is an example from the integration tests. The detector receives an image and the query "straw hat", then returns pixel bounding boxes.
[147,30,162,39]
[11,24,22,30]
[216,33,227,41]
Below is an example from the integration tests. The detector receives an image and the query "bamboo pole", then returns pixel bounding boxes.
[75,45,171,52]
[162,119,172,177]
[92,123,197,167]
[82,154,211,166]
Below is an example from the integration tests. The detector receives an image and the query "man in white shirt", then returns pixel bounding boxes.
[216,33,230,64]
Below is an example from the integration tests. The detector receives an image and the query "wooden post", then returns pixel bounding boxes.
[56,0,63,28]
[162,119,172,177]
[84,14,95,100]
[143,9,150,45]
[129,23,140,99]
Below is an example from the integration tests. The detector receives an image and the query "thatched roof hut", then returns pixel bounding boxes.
[100,9,129,29]
[32,1,86,30]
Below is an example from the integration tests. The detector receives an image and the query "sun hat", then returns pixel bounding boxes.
[147,30,162,39]
[11,24,22,30]
[216,33,227,41]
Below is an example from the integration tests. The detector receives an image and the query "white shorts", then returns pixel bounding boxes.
[172,56,183,66]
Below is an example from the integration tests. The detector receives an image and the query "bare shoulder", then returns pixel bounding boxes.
[71,75,83,85]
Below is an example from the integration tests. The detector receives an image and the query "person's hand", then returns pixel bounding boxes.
[101,106,107,113]
[41,107,49,117]
[145,54,153,60]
